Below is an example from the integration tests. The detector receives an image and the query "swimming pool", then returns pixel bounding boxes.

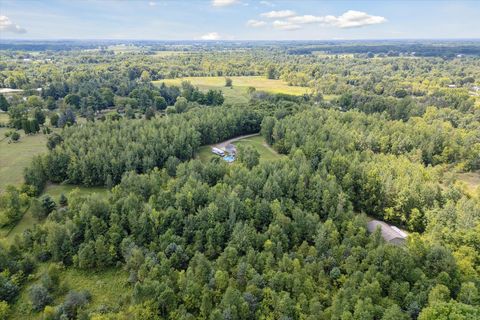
[223,155,235,163]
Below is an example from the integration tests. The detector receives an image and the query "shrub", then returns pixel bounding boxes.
[28,284,52,312]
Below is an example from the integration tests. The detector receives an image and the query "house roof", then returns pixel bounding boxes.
[225,144,236,152]
[212,147,224,153]
[367,220,407,243]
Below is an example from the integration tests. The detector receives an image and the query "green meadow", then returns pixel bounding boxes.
[0,128,49,192]
[43,184,108,203]
[457,171,480,196]
[0,184,108,246]
[234,135,284,162]
[154,76,311,104]
[10,264,131,320]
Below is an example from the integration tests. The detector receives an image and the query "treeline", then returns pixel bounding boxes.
[287,42,480,57]
[24,106,262,192]
[337,89,476,120]
[261,108,480,230]
[263,108,480,170]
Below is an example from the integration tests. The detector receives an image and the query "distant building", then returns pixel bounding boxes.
[0,88,24,94]
[211,147,225,156]
[448,84,457,88]
[367,220,408,245]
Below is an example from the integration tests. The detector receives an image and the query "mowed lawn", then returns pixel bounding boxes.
[234,135,284,162]
[154,76,311,104]
[0,129,49,192]
[197,135,283,163]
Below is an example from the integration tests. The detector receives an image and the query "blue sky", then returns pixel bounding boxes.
[1,0,479,40]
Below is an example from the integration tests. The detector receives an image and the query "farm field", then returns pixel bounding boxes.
[154,76,311,104]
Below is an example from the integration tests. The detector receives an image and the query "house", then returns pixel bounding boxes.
[367,220,408,245]
[211,147,225,156]
[448,84,457,88]
[225,144,236,155]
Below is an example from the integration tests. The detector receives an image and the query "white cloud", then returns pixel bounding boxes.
[200,32,221,40]
[148,1,156,6]
[246,19,267,27]
[212,0,239,7]
[272,20,301,31]
[260,1,274,6]
[261,10,296,19]
[0,16,27,34]
[269,10,386,30]
[288,15,324,24]
[321,10,386,28]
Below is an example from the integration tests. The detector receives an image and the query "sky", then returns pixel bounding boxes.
[0,0,479,41]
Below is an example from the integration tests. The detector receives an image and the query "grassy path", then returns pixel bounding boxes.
[214,133,261,149]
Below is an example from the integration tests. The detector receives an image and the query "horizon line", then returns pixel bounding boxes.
[1,38,480,42]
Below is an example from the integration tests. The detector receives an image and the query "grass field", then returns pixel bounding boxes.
[153,50,188,57]
[0,208,34,246]
[154,76,311,105]
[0,112,8,126]
[234,135,283,162]
[0,130,49,192]
[10,264,131,320]
[457,171,480,195]
[197,135,283,163]
[43,184,108,203]
[0,184,108,246]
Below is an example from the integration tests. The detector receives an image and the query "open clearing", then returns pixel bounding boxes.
[153,50,188,57]
[154,76,311,104]
[197,134,284,163]
[234,135,283,162]
[0,130,49,192]
[457,171,480,195]
[0,112,9,125]
[0,207,35,246]
[10,264,131,320]
[43,184,108,203]
[0,184,108,246]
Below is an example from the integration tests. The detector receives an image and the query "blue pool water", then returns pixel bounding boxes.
[223,155,235,163]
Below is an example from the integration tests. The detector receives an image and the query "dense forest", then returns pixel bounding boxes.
[0,40,479,319]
